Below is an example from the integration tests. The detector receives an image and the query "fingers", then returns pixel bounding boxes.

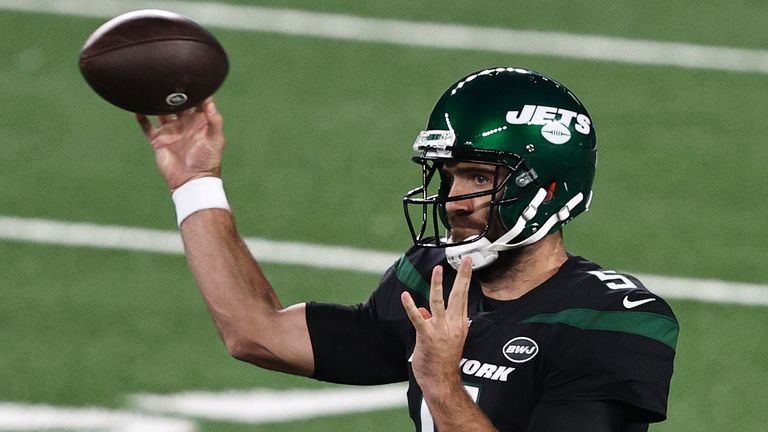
[447,256,472,322]
[158,114,175,125]
[135,113,154,138]
[194,97,208,113]
[201,97,224,136]
[403,257,473,331]
[429,265,445,321]
[401,291,426,330]
[175,108,191,121]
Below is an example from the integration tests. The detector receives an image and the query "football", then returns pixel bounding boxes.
[79,9,229,115]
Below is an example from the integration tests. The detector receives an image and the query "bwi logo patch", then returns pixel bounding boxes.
[502,337,539,363]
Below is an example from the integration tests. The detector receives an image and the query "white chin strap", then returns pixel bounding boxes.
[445,188,584,271]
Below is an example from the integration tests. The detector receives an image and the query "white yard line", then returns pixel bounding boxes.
[1,0,768,74]
[2,215,767,306]
[0,385,407,429]
[0,403,196,432]
[0,215,397,273]
[132,384,408,423]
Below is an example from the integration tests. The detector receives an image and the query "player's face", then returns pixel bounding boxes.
[442,161,508,243]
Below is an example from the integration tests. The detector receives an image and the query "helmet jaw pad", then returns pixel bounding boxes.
[445,188,583,270]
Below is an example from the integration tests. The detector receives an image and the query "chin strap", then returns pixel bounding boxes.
[445,189,584,271]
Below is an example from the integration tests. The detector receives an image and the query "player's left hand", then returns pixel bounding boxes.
[401,256,472,394]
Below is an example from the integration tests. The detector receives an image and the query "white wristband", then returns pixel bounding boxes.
[171,177,231,226]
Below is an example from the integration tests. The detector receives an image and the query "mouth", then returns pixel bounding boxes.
[448,220,486,243]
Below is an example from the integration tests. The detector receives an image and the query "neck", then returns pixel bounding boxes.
[476,232,568,301]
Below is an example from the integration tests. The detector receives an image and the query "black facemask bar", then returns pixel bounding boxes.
[403,149,531,248]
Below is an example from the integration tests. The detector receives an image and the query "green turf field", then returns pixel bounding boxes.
[1,1,767,431]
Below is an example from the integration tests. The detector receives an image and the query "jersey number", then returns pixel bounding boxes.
[587,270,638,290]
[420,384,480,432]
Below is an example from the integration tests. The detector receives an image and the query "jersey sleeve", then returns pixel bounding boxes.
[305,265,410,385]
[535,275,679,423]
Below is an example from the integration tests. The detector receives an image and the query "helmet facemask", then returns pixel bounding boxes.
[403,130,543,269]
[403,158,518,247]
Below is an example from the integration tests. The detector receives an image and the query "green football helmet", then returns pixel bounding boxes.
[403,67,597,270]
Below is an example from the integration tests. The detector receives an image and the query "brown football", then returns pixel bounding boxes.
[79,9,229,115]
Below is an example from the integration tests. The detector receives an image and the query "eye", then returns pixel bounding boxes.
[473,174,489,185]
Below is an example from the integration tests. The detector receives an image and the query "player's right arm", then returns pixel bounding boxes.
[136,98,314,377]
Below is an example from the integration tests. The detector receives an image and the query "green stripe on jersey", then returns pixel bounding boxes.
[394,255,430,298]
[520,308,679,350]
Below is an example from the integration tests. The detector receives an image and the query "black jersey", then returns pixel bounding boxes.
[306,246,678,431]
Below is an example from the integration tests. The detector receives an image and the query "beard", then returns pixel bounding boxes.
[474,247,526,284]
[448,224,487,243]
[446,206,531,280]
[448,207,506,242]
[446,206,494,243]
[463,210,528,283]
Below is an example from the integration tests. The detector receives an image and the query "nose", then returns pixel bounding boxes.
[444,180,474,214]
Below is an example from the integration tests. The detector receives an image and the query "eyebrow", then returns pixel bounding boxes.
[444,165,499,176]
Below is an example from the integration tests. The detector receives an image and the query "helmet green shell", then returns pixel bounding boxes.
[424,67,597,240]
